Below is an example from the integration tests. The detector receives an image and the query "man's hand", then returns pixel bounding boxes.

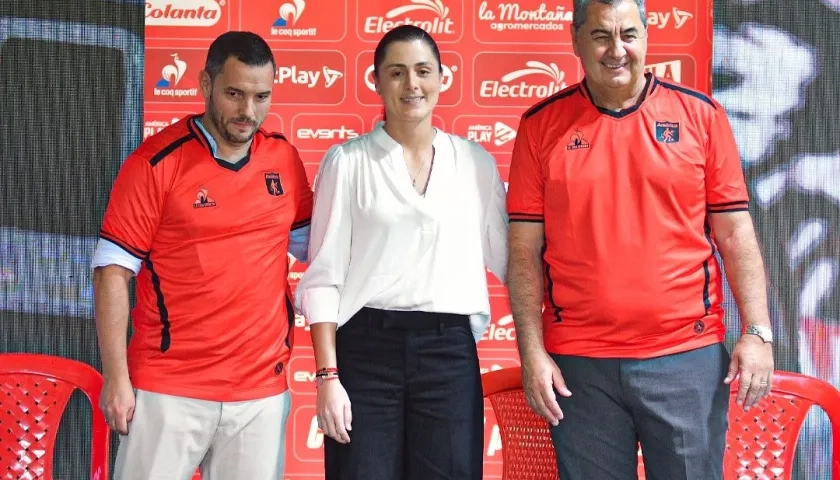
[521,349,572,426]
[724,334,775,411]
[100,373,135,435]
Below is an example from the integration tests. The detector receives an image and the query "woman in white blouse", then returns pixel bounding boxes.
[294,25,508,480]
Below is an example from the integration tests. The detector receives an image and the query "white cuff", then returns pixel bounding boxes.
[91,238,142,275]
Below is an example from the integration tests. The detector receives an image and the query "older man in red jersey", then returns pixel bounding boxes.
[506,1,775,479]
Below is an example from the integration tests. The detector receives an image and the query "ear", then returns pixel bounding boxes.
[373,75,381,95]
[570,28,581,58]
[199,70,213,99]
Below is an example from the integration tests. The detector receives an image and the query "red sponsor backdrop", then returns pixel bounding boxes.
[144,0,712,477]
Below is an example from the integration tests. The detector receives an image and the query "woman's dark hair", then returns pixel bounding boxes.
[204,31,276,81]
[372,25,442,77]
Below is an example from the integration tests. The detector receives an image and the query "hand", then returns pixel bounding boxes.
[724,334,775,411]
[100,373,135,435]
[316,380,352,443]
[520,349,572,426]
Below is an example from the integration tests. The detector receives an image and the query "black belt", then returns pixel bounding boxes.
[358,307,470,331]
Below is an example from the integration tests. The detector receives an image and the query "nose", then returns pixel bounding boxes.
[241,98,256,119]
[606,37,627,58]
[405,71,420,90]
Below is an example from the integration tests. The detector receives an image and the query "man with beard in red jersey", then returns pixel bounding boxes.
[91,31,312,479]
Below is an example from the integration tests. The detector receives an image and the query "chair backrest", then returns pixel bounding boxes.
[482,367,840,480]
[0,353,110,480]
[724,370,840,479]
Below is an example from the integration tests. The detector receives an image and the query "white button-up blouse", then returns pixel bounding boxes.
[294,122,508,341]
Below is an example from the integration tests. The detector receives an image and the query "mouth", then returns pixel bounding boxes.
[601,61,629,70]
[231,120,254,130]
[401,95,425,105]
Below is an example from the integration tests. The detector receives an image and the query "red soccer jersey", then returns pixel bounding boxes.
[507,74,749,359]
[100,115,313,401]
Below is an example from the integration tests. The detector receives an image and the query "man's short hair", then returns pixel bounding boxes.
[204,31,276,80]
[572,0,648,30]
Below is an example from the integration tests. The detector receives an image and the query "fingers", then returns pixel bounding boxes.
[541,366,569,423]
[104,405,129,435]
[541,381,563,426]
[318,406,351,444]
[523,372,563,426]
[743,371,765,409]
[524,386,556,426]
[343,402,353,432]
[723,357,739,384]
[736,370,752,407]
[552,364,572,397]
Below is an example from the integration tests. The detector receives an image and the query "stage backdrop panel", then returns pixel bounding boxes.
[143,1,713,477]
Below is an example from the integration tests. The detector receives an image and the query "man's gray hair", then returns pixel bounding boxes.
[572,0,647,30]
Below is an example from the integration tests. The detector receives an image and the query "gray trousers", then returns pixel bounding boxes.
[549,343,731,480]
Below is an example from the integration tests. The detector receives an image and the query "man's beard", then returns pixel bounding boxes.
[207,98,258,145]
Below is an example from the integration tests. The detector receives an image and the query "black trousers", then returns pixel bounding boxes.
[324,307,484,480]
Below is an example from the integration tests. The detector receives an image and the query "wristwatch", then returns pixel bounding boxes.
[743,324,773,343]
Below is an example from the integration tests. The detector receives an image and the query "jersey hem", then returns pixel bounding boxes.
[545,332,724,359]
[130,377,289,402]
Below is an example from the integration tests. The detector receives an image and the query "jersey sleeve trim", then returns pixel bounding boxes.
[707,200,750,213]
[509,212,545,223]
[98,231,148,259]
[658,81,717,109]
[149,133,194,167]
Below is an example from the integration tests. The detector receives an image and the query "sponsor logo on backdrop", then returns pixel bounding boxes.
[647,7,694,29]
[474,53,579,107]
[453,115,519,153]
[358,0,461,41]
[291,113,364,151]
[145,0,223,27]
[476,1,572,33]
[143,112,193,139]
[146,50,203,102]
[270,0,317,37]
[468,121,516,146]
[646,60,682,82]
[277,66,343,89]
[644,55,696,86]
[357,51,463,107]
[272,51,346,105]
[646,4,696,45]
[483,296,516,342]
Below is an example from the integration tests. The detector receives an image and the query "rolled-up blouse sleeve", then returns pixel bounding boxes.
[478,144,509,283]
[293,145,352,325]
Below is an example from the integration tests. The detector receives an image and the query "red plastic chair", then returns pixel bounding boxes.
[0,353,109,480]
[482,366,840,480]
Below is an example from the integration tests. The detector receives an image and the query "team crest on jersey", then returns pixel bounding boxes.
[655,121,680,143]
[566,129,590,150]
[265,172,284,196]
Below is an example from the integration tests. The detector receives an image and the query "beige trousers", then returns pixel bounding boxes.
[113,389,291,480]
